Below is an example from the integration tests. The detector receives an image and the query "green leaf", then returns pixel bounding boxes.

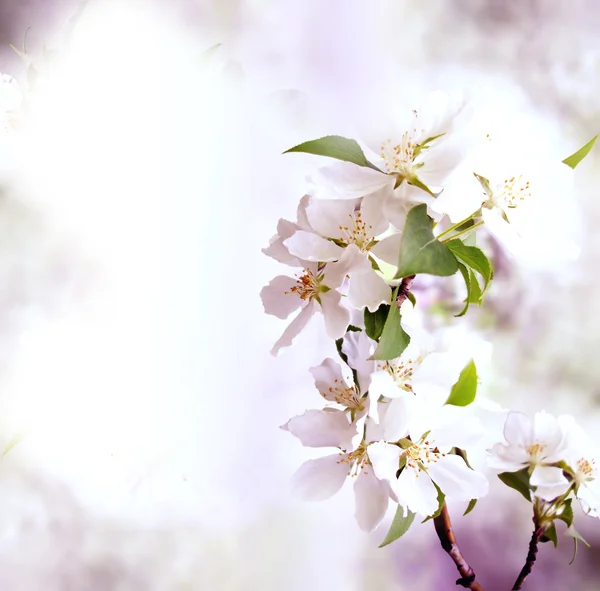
[369,289,410,361]
[455,263,471,317]
[566,526,591,564]
[379,505,416,548]
[562,135,598,169]
[413,133,445,158]
[497,468,532,502]
[408,175,436,197]
[395,204,459,279]
[468,269,483,303]
[284,135,383,172]
[445,360,478,406]
[557,498,574,528]
[463,499,477,516]
[446,240,493,292]
[406,291,417,307]
[540,523,558,548]
[364,304,390,342]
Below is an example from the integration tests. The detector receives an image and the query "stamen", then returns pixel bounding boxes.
[338,211,375,251]
[285,269,320,300]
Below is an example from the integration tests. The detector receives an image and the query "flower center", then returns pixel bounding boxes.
[526,442,547,463]
[338,211,374,251]
[285,269,321,301]
[577,457,596,479]
[338,443,371,477]
[379,357,416,392]
[404,438,443,473]
[494,175,531,209]
[324,377,363,410]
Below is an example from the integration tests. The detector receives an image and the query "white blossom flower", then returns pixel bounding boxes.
[561,419,600,518]
[341,330,377,392]
[488,411,571,500]
[261,245,365,355]
[307,91,473,229]
[283,193,398,311]
[368,393,488,517]
[284,411,393,532]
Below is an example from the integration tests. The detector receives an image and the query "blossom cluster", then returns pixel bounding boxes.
[261,89,598,558]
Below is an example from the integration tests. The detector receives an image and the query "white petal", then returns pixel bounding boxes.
[428,406,484,450]
[271,300,317,356]
[309,358,348,402]
[319,290,350,340]
[577,482,600,518]
[486,443,529,472]
[341,331,376,392]
[322,244,365,287]
[291,454,348,501]
[296,195,312,231]
[367,441,402,482]
[428,454,489,501]
[284,230,344,262]
[395,467,439,517]
[260,275,302,319]
[411,351,465,393]
[353,469,390,532]
[262,219,303,266]
[282,408,356,449]
[380,395,413,442]
[503,412,534,448]
[533,411,565,460]
[360,190,390,236]
[370,233,402,266]
[311,161,394,198]
[482,208,522,255]
[305,197,360,238]
[347,266,391,312]
[530,466,569,500]
[369,370,403,399]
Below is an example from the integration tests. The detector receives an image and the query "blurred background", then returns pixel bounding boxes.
[0,0,598,589]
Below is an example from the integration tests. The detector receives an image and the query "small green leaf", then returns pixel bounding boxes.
[364,304,390,342]
[557,498,574,528]
[445,360,478,407]
[413,133,445,158]
[468,269,483,303]
[395,204,459,279]
[408,175,436,197]
[497,468,532,502]
[455,263,471,317]
[284,135,383,172]
[463,499,477,516]
[406,291,417,307]
[446,240,493,292]
[540,523,558,548]
[566,526,591,564]
[369,289,410,361]
[562,135,598,169]
[379,505,416,548]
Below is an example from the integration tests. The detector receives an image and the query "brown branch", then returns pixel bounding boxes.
[395,275,415,308]
[511,524,545,590]
[433,502,485,590]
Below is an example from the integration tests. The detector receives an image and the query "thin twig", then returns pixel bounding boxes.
[395,275,415,308]
[433,502,485,590]
[511,523,545,590]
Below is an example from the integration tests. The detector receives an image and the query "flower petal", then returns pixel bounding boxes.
[503,412,534,448]
[368,441,402,482]
[486,442,529,472]
[347,266,391,312]
[370,232,402,266]
[284,230,344,262]
[310,161,394,199]
[271,300,317,356]
[309,358,350,402]
[353,469,389,532]
[261,275,302,319]
[305,197,360,238]
[322,244,365,287]
[533,411,566,461]
[395,467,439,517]
[282,408,356,449]
[428,454,489,501]
[530,465,569,500]
[341,331,376,392]
[319,290,350,340]
[291,454,348,501]
[262,219,303,266]
[379,394,413,442]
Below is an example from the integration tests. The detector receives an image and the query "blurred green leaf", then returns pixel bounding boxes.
[541,523,558,548]
[498,468,532,502]
[379,505,416,548]
[562,135,598,169]
[445,360,478,406]
[463,499,477,516]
